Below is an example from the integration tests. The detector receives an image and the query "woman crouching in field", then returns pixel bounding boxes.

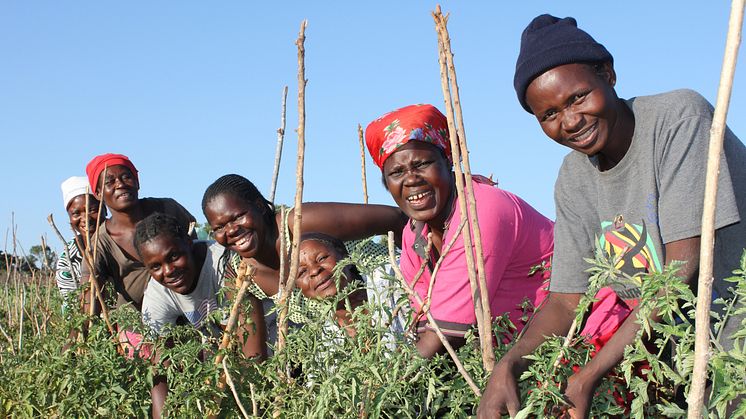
[364,104,555,358]
[81,153,196,356]
[201,174,407,350]
[55,176,107,312]
[135,212,266,418]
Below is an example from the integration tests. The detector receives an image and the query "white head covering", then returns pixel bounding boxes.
[61,176,90,209]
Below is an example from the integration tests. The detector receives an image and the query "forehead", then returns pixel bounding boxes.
[526,63,598,105]
[206,192,254,214]
[67,194,96,210]
[139,234,186,257]
[101,164,133,177]
[383,141,445,168]
[299,239,339,257]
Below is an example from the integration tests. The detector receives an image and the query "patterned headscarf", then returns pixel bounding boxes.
[85,153,139,193]
[365,104,451,170]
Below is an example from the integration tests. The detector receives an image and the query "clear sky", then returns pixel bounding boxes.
[1,1,744,259]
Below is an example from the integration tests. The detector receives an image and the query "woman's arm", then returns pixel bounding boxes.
[562,236,700,418]
[287,203,407,245]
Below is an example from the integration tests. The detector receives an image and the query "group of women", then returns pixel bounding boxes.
[54,13,746,418]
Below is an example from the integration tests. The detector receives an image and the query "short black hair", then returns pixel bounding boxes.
[133,212,188,259]
[299,232,362,283]
[201,174,275,226]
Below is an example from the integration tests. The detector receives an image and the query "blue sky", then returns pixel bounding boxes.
[1,1,744,259]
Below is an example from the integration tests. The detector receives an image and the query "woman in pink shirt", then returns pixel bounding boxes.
[365,104,555,358]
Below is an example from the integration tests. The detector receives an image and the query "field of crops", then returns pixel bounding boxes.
[1,242,744,418]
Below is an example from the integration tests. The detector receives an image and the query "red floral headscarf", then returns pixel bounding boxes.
[365,104,451,170]
[85,153,139,193]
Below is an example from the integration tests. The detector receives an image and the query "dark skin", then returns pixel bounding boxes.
[204,194,407,300]
[477,62,703,418]
[138,234,266,418]
[297,239,367,337]
[381,141,466,358]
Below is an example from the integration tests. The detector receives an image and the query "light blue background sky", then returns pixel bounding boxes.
[1,2,744,258]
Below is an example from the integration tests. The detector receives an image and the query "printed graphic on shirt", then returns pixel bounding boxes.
[597,215,662,301]
[183,297,218,328]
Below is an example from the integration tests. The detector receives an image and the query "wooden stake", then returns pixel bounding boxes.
[358,124,369,204]
[387,232,481,397]
[688,1,745,416]
[432,6,495,372]
[215,261,256,372]
[270,85,289,204]
[277,19,307,353]
[222,358,250,419]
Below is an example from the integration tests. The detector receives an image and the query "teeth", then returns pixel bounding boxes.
[407,191,431,202]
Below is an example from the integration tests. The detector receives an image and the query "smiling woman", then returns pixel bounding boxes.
[81,153,196,311]
[201,173,407,349]
[365,104,555,359]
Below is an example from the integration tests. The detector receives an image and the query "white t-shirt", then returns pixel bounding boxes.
[141,241,226,336]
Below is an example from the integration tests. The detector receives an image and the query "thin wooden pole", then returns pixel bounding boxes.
[358,124,369,204]
[432,6,495,372]
[215,262,256,379]
[688,1,745,416]
[270,85,289,204]
[386,232,481,397]
[276,20,308,353]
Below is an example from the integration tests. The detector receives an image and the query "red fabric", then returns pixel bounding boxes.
[365,104,451,169]
[85,153,139,193]
[118,329,152,360]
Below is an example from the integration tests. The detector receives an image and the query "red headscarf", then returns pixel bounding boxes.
[365,104,452,170]
[85,153,139,193]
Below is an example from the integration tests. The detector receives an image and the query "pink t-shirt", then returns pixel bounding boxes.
[400,179,554,337]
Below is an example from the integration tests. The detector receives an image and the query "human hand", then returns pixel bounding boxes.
[562,370,595,419]
[477,361,521,418]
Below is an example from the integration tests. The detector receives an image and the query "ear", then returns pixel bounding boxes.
[599,61,616,88]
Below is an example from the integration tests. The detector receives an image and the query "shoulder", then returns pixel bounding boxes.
[628,89,714,122]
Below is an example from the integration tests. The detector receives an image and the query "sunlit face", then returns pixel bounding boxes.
[525,62,619,157]
[66,194,105,237]
[382,141,453,226]
[138,234,198,295]
[97,165,139,211]
[204,193,268,259]
[296,240,350,300]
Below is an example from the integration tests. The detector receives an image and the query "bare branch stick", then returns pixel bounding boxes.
[215,261,256,369]
[387,231,481,397]
[358,124,369,204]
[425,219,466,309]
[688,1,745,416]
[270,85,289,204]
[277,19,308,353]
[222,358,250,419]
[432,6,494,371]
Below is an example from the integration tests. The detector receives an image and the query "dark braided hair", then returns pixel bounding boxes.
[133,212,188,259]
[201,174,275,227]
[299,232,363,283]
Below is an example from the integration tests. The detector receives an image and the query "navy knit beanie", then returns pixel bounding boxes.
[514,14,613,113]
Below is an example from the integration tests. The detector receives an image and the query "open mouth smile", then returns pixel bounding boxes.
[567,122,598,148]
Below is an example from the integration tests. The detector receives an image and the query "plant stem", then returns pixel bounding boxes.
[277,19,307,354]
[358,123,368,204]
[270,85,289,204]
[688,1,744,416]
[387,232,482,397]
[432,6,495,372]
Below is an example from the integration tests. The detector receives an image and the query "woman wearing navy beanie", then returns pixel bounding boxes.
[478,14,746,418]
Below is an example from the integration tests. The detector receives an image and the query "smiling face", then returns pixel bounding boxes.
[382,141,453,227]
[66,194,105,237]
[138,234,198,295]
[297,239,349,300]
[97,164,140,211]
[204,193,269,260]
[525,62,621,158]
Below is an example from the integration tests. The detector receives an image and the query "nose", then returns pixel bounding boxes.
[224,220,240,236]
[163,263,175,277]
[561,109,584,133]
[309,263,323,277]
